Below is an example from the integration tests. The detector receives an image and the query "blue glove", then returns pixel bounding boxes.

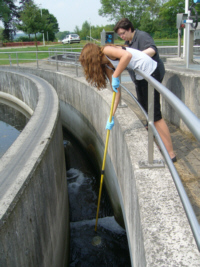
[112,76,120,93]
[106,116,114,130]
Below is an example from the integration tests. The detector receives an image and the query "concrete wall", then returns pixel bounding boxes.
[0,70,69,267]
[157,46,200,55]
[162,65,200,133]
[2,66,199,266]
[158,46,180,55]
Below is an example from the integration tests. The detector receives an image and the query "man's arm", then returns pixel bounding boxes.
[142,47,156,58]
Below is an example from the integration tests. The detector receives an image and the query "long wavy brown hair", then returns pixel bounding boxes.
[79,43,108,89]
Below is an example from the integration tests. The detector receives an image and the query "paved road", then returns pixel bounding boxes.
[5,59,200,223]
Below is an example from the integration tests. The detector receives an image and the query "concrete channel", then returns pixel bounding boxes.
[0,66,200,266]
[0,70,69,267]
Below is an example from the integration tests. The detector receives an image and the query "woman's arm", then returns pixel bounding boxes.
[112,90,121,116]
[105,65,121,116]
[103,46,132,78]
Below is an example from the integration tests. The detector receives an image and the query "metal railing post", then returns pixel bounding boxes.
[9,54,12,66]
[138,81,164,169]
[118,74,127,108]
[56,52,58,71]
[16,52,19,67]
[119,75,122,105]
[148,84,154,164]
[36,51,39,69]
[75,53,78,77]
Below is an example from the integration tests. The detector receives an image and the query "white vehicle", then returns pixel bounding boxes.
[62,34,80,44]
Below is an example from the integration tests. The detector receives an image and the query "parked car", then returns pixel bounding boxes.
[62,34,80,44]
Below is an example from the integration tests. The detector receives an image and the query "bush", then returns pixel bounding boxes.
[15,34,43,42]
[15,36,34,42]
[153,28,177,39]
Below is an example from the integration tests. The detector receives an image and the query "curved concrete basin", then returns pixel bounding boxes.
[0,70,69,267]
[0,67,200,266]
[0,91,33,118]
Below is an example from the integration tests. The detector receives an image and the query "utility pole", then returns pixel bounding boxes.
[183,0,189,58]
[39,4,45,46]
[89,17,91,41]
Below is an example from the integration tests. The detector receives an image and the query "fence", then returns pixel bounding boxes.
[0,49,200,250]
[3,41,41,47]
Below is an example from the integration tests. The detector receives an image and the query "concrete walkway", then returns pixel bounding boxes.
[165,58,200,223]
[6,59,200,224]
[121,80,200,223]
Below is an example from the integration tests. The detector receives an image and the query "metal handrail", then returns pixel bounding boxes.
[0,51,82,71]
[1,50,200,249]
[122,70,200,251]
[86,36,100,43]
[135,69,200,142]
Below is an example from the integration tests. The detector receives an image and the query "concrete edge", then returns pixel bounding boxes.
[0,70,58,212]
[0,70,69,267]
[0,91,33,118]
[1,66,199,266]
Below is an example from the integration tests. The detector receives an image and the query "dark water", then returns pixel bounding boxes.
[0,103,29,158]
[63,128,131,267]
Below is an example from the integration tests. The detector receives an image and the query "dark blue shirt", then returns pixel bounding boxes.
[125,29,165,81]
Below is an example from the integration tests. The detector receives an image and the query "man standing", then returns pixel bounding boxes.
[114,18,176,162]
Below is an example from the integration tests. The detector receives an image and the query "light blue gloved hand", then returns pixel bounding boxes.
[112,76,120,93]
[106,116,115,130]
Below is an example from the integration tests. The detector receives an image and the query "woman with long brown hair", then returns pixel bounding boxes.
[79,43,176,162]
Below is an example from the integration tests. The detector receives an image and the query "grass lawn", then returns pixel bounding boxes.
[114,38,179,46]
[154,39,179,46]
[0,39,179,65]
[0,43,83,65]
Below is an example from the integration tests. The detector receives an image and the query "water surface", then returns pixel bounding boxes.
[63,129,131,266]
[0,103,28,158]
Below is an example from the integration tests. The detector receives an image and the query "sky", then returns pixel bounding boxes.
[25,0,111,32]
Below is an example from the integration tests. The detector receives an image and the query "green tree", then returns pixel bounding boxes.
[157,0,194,37]
[74,26,80,35]
[144,0,161,19]
[17,0,34,40]
[140,11,156,34]
[73,21,114,41]
[159,0,185,29]
[79,20,90,40]
[139,0,162,34]
[0,0,10,22]
[16,2,47,49]
[0,26,4,40]
[99,0,144,28]
[42,9,59,41]
[55,31,70,41]
[98,0,200,38]
[18,0,33,12]
[0,0,18,40]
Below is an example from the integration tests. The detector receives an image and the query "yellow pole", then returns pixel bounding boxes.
[95,91,116,232]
